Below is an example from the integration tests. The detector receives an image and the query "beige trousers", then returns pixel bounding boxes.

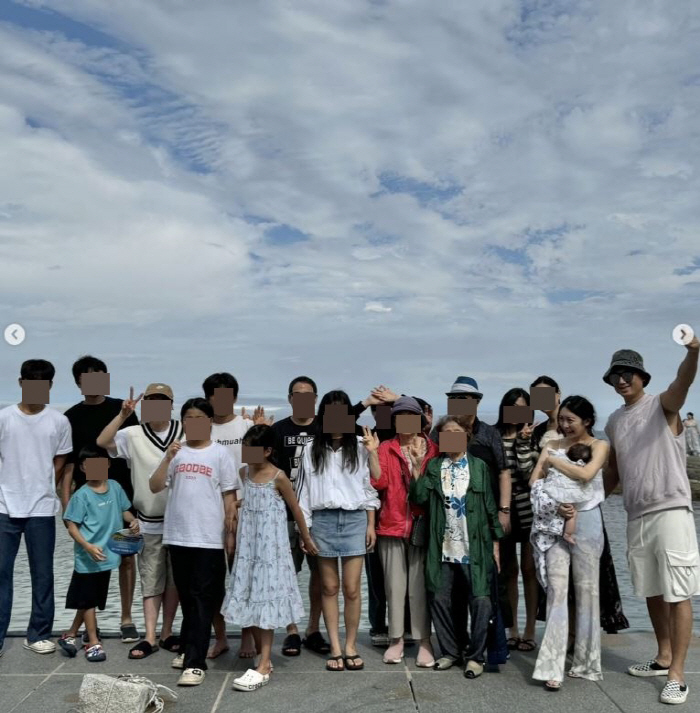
[378,536,431,640]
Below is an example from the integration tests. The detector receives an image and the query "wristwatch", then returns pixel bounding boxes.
[499,506,511,514]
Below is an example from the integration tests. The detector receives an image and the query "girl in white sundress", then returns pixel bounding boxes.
[222,425,318,692]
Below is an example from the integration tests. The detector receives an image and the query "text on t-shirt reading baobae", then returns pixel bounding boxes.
[175,462,213,478]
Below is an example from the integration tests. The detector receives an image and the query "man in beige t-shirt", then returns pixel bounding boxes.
[603,337,700,707]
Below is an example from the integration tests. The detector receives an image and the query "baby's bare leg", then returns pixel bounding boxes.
[563,507,577,544]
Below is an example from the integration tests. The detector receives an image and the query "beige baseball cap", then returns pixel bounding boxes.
[144,382,174,400]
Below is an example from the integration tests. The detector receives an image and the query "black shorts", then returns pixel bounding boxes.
[66,570,112,611]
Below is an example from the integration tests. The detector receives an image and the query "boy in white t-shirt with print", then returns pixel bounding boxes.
[0,359,72,657]
[150,397,240,687]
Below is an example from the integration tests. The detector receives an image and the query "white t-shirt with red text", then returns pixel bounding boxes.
[162,442,240,548]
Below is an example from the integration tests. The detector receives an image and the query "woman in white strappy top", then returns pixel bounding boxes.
[527,395,609,692]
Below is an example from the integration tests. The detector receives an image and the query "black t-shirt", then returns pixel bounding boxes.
[64,397,139,499]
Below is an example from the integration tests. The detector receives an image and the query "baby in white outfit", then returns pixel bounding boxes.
[541,442,593,544]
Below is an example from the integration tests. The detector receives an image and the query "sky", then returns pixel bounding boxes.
[0,0,699,424]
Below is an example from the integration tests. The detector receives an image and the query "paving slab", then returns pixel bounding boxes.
[3,631,700,712]
[215,672,416,713]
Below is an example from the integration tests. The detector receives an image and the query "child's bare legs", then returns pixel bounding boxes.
[238,626,256,658]
[83,608,100,648]
[254,628,273,675]
[563,507,577,545]
[64,611,84,638]
[207,612,230,658]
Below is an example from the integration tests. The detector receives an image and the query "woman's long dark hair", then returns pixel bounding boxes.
[311,390,359,473]
[559,395,596,436]
[495,388,530,435]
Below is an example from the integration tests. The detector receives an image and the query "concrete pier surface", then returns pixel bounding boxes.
[1,630,698,713]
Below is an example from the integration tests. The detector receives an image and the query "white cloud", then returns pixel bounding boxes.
[0,0,699,420]
[364,302,392,313]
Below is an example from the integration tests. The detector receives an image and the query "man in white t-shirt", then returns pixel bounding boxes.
[202,372,255,659]
[97,382,183,661]
[0,359,72,657]
[603,338,700,706]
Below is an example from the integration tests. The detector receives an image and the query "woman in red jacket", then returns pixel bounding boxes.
[372,397,439,667]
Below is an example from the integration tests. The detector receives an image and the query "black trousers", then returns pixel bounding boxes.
[169,545,226,670]
[365,550,387,634]
[429,562,492,663]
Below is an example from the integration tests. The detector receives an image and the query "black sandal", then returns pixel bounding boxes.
[344,654,364,671]
[517,639,537,652]
[128,640,159,660]
[326,655,345,671]
[506,637,521,650]
[282,633,302,656]
[303,631,331,655]
[158,635,181,652]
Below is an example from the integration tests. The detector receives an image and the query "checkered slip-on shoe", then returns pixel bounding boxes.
[660,680,689,705]
[627,659,670,677]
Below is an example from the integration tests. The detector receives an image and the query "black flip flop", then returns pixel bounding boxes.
[302,631,331,655]
[343,654,364,671]
[128,640,159,660]
[517,639,537,652]
[158,635,181,652]
[282,633,302,656]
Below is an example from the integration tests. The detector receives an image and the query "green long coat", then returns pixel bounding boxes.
[408,454,504,597]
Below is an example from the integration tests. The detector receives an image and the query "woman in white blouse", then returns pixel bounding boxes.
[296,390,380,672]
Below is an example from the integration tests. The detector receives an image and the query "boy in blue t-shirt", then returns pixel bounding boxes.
[60,447,139,662]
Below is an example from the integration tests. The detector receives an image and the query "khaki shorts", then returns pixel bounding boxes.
[138,533,175,598]
[287,521,318,575]
[627,507,700,603]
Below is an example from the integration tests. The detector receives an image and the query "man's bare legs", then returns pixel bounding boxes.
[160,585,178,642]
[647,595,693,684]
[668,600,693,684]
[131,594,162,657]
[119,555,136,627]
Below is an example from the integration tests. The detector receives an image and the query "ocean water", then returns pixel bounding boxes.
[8,495,699,634]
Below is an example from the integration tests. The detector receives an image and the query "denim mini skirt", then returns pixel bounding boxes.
[311,508,368,558]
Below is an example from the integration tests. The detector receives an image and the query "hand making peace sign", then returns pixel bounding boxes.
[362,425,380,453]
[121,386,143,419]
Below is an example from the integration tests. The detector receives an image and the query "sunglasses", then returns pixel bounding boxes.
[609,370,636,386]
[450,394,480,400]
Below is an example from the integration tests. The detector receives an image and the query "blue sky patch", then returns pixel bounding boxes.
[265,224,310,245]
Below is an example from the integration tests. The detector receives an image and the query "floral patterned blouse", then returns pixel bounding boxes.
[440,455,470,564]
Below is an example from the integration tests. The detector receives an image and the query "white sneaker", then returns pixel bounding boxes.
[660,680,689,705]
[232,668,270,691]
[23,639,56,655]
[177,668,205,686]
[628,659,670,677]
[171,653,185,669]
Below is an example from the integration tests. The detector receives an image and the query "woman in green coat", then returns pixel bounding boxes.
[409,415,504,678]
